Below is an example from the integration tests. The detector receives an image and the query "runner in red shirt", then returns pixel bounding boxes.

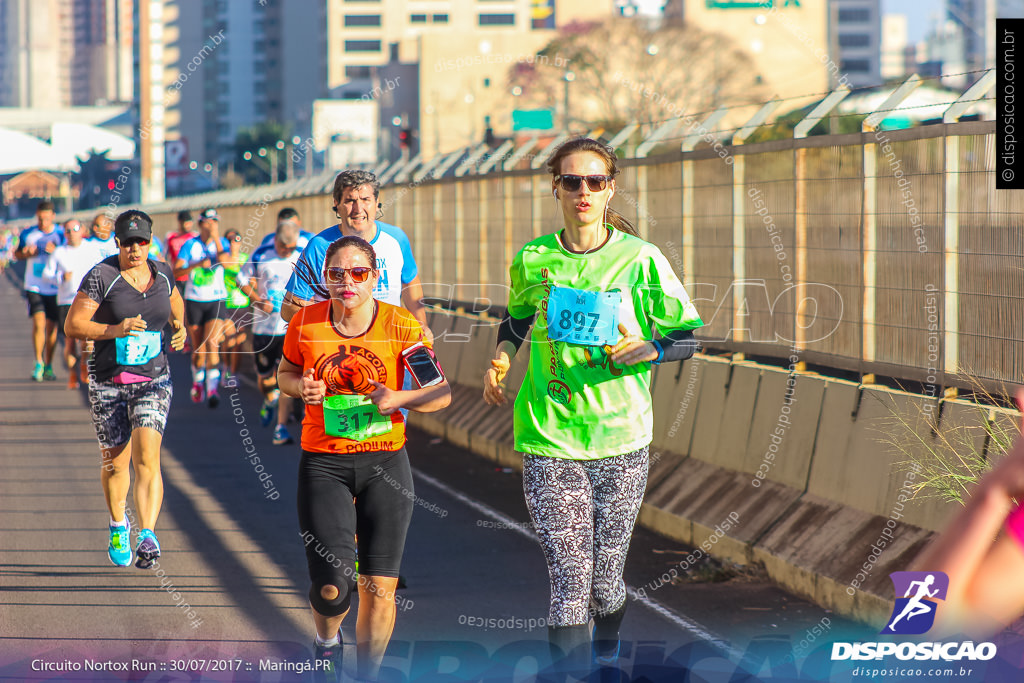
[164,210,196,296]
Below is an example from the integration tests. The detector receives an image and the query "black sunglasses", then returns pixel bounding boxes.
[121,238,150,248]
[325,266,373,284]
[556,174,612,193]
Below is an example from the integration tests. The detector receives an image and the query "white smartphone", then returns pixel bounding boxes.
[401,342,445,388]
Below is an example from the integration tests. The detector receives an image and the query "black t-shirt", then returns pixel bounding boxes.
[79,256,175,382]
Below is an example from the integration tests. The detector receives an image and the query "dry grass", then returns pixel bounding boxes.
[876,379,1020,506]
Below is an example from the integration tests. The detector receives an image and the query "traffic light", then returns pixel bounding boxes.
[399,128,411,149]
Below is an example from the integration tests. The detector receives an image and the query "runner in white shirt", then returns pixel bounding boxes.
[88,213,119,260]
[14,201,64,381]
[257,207,313,251]
[173,208,230,406]
[43,219,102,389]
[237,220,302,446]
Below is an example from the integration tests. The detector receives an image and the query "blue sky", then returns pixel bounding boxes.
[634,1,947,46]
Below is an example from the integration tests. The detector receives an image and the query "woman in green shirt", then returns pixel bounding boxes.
[221,229,250,378]
[482,137,703,673]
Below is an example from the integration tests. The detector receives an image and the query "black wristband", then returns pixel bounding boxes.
[496,308,535,352]
[653,329,701,363]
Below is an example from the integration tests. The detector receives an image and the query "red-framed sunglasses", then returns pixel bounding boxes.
[325,266,373,283]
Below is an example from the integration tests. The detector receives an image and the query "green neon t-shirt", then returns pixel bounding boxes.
[507,228,703,460]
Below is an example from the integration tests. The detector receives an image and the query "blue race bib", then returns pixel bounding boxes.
[268,289,285,313]
[32,261,46,278]
[115,330,162,365]
[546,286,621,346]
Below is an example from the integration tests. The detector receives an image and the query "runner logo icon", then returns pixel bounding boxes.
[881,571,948,635]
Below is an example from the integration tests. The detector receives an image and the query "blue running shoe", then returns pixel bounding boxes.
[107,520,132,567]
[32,362,44,382]
[259,399,276,427]
[135,528,161,569]
[272,424,293,445]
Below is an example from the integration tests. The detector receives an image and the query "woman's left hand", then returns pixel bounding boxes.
[169,320,187,351]
[606,323,659,366]
[367,380,403,416]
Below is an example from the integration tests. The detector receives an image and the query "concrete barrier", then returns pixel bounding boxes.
[742,369,824,491]
[687,356,732,464]
[713,362,761,472]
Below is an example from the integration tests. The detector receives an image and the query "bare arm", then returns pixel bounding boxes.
[367,379,451,415]
[167,287,187,350]
[482,340,517,406]
[401,276,433,343]
[281,292,312,323]
[64,292,146,341]
[172,257,207,280]
[278,356,326,404]
[14,241,37,260]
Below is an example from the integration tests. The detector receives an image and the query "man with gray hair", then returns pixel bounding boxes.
[281,169,430,340]
[237,218,303,445]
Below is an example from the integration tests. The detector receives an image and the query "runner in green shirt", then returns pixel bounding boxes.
[220,229,250,379]
[483,137,703,675]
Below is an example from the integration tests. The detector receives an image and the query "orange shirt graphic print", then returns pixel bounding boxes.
[282,300,427,453]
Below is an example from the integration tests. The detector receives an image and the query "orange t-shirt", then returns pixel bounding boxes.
[282,300,428,454]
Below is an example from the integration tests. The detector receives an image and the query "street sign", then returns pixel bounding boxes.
[512,109,554,131]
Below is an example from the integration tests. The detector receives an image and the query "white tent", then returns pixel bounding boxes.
[51,122,135,162]
[0,127,74,174]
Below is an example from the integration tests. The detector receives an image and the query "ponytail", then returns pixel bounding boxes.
[605,207,638,237]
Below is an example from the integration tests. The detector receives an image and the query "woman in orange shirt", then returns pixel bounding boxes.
[278,235,450,681]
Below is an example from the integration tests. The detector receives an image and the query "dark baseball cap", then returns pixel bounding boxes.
[177,210,193,222]
[114,210,153,242]
[200,208,219,221]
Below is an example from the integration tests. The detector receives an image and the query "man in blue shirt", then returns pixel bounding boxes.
[281,171,430,341]
[15,201,65,381]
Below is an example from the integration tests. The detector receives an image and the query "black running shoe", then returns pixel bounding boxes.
[135,529,161,569]
[313,637,342,683]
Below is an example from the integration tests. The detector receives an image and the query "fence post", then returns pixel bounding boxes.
[861,75,922,364]
[730,101,782,342]
[681,108,729,301]
[794,87,851,349]
[941,70,995,376]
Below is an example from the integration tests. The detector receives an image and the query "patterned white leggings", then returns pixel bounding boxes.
[522,446,649,627]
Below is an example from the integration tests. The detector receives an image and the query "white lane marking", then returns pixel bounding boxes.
[411,467,742,660]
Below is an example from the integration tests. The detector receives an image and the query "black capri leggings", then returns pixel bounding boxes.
[297,447,414,617]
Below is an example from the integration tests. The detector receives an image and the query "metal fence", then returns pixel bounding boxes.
[22,72,1020,391]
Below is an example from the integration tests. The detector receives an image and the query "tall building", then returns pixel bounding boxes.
[70,0,133,105]
[830,0,881,88]
[0,0,132,108]
[325,0,587,98]
[663,0,829,102]
[0,0,66,107]
[946,0,1024,83]
[137,0,326,190]
[880,13,908,81]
